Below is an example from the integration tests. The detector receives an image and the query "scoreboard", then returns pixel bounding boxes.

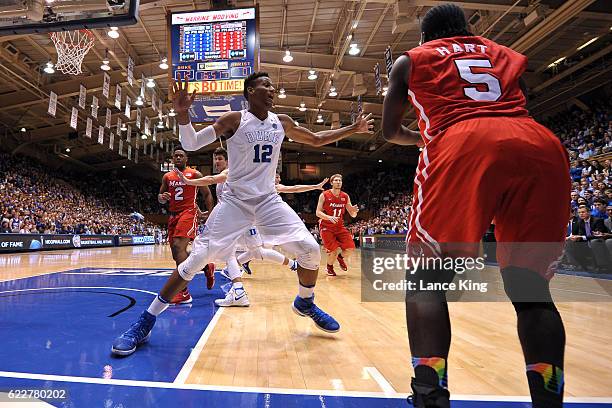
[169,8,258,122]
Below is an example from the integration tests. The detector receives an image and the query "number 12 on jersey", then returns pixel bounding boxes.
[253,144,273,163]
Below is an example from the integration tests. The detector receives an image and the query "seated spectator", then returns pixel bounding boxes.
[591,198,608,219]
[565,205,610,272]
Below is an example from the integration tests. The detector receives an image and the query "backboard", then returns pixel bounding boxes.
[0,0,139,36]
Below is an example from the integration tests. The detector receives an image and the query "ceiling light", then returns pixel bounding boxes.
[168,108,176,117]
[352,22,358,29]
[348,43,360,56]
[157,121,164,129]
[100,59,111,71]
[107,27,120,39]
[317,114,323,123]
[278,88,287,99]
[159,57,169,70]
[141,134,148,140]
[547,56,566,68]
[307,69,318,80]
[283,49,293,63]
[135,96,144,106]
[298,101,307,112]
[322,152,326,155]
[122,165,126,168]
[146,78,155,88]
[43,61,55,74]
[329,85,338,97]
[378,159,382,163]
[65,148,71,153]
[577,37,599,51]
[20,127,26,132]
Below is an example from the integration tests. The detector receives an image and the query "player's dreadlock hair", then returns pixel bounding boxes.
[420,3,473,44]
[243,71,270,99]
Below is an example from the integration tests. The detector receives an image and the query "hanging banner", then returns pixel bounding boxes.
[48,91,57,117]
[109,132,115,150]
[127,125,132,144]
[140,73,146,98]
[119,138,124,156]
[114,84,122,110]
[124,96,131,118]
[384,46,393,77]
[152,92,157,113]
[98,126,104,144]
[70,107,78,129]
[128,144,132,160]
[105,108,112,128]
[144,116,151,136]
[117,117,122,137]
[153,126,157,143]
[91,95,99,118]
[136,108,142,129]
[102,72,111,99]
[374,63,382,95]
[86,117,93,138]
[79,84,86,109]
[127,56,135,86]
[135,149,139,164]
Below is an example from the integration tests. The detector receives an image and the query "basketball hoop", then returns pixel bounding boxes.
[50,29,95,75]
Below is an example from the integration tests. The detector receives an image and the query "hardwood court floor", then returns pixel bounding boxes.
[1,245,610,397]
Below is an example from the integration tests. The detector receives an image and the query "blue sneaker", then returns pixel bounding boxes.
[111,311,156,356]
[292,295,340,333]
[242,261,252,275]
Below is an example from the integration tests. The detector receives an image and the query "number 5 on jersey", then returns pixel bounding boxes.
[454,59,502,102]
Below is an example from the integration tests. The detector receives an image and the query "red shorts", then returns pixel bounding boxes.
[321,226,355,252]
[168,208,197,242]
[407,117,570,280]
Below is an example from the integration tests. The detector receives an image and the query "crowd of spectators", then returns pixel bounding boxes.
[0,153,158,236]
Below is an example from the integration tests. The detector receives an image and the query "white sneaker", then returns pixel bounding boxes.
[214,285,250,307]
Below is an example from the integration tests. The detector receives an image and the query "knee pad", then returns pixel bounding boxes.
[178,238,210,281]
[501,266,553,303]
[294,236,321,270]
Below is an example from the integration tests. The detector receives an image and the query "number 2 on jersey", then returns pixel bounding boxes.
[174,186,183,201]
[454,59,502,102]
[253,144,273,163]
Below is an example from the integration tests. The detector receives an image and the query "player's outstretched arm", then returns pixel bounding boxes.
[174,168,228,186]
[316,192,339,224]
[173,73,240,151]
[276,177,329,194]
[278,114,373,147]
[382,55,423,146]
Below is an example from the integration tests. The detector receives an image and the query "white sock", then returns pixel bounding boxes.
[233,281,244,289]
[298,284,314,299]
[261,248,286,264]
[147,295,169,316]
[226,257,243,280]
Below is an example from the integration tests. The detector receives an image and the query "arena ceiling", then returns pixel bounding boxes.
[0,0,610,174]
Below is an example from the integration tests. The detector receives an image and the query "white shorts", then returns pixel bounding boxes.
[186,193,310,266]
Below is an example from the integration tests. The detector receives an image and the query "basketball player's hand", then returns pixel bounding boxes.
[328,215,340,224]
[347,203,360,214]
[172,73,196,114]
[196,208,209,222]
[173,168,188,183]
[316,177,329,190]
[354,113,375,134]
[159,192,171,203]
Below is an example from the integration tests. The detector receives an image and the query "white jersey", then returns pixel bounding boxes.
[215,180,228,203]
[225,110,284,199]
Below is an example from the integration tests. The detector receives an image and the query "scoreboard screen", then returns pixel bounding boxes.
[170,8,258,122]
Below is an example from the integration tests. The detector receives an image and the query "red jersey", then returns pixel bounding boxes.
[319,189,349,230]
[166,168,198,213]
[406,36,529,142]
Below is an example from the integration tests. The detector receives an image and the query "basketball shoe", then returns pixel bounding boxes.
[111,311,156,356]
[170,288,192,304]
[214,284,250,307]
[337,254,348,271]
[326,264,336,276]
[203,263,215,290]
[407,379,450,408]
[292,295,340,333]
[242,261,252,274]
[288,259,299,271]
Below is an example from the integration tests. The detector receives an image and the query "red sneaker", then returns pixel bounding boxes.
[326,264,337,276]
[204,263,215,290]
[337,255,348,271]
[171,288,193,304]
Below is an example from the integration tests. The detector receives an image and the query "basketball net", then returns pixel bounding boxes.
[50,30,95,75]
